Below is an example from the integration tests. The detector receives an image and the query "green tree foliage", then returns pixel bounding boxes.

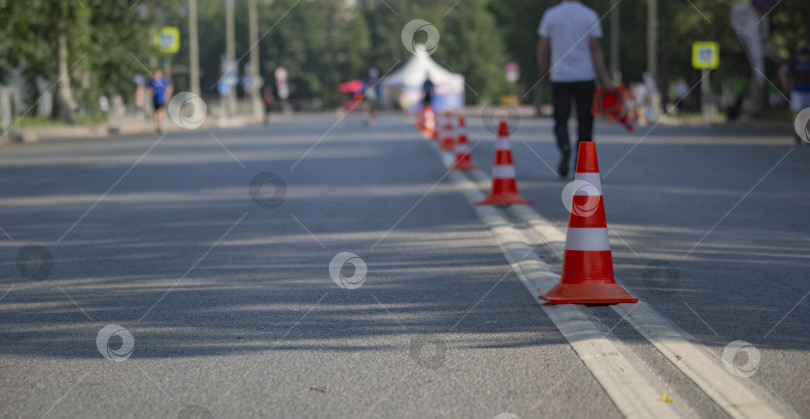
[489,0,552,97]
[1,0,170,120]
[438,0,508,103]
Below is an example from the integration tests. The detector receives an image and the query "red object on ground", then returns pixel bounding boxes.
[539,141,638,304]
[475,121,534,206]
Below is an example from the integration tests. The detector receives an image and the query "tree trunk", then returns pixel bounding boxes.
[53,31,74,122]
[660,50,672,107]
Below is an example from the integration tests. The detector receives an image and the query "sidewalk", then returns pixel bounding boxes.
[7,113,265,144]
[655,113,793,132]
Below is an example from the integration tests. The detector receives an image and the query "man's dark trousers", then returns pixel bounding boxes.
[552,81,596,156]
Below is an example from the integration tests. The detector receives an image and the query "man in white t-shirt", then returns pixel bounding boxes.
[537,0,612,177]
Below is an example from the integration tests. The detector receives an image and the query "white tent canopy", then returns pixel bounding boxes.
[381,49,465,112]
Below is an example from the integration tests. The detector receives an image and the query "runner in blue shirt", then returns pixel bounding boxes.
[147,68,173,133]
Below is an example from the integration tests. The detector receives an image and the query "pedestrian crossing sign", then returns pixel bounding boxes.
[155,27,180,54]
[692,42,719,69]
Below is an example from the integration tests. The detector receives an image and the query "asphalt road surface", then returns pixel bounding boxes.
[1,111,808,418]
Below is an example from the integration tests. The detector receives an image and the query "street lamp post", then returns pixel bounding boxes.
[610,0,620,83]
[647,0,657,80]
[647,0,660,117]
[248,0,263,119]
[189,0,200,96]
[225,0,237,116]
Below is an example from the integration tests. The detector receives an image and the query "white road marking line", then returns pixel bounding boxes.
[614,302,784,418]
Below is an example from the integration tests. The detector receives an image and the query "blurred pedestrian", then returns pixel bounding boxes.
[134,74,145,118]
[779,46,810,145]
[721,80,738,121]
[111,93,126,119]
[537,0,613,178]
[673,77,689,113]
[364,67,380,126]
[262,85,274,125]
[730,73,748,117]
[624,85,638,122]
[98,95,110,115]
[642,71,660,121]
[422,75,434,108]
[631,81,650,126]
[147,69,172,133]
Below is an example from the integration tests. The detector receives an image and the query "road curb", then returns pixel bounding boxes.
[8,115,264,143]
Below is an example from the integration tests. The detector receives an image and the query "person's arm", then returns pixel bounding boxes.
[165,81,174,102]
[589,37,613,90]
[537,37,550,81]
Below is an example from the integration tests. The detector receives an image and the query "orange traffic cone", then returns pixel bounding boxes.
[430,110,442,142]
[440,112,455,150]
[415,107,425,131]
[422,106,436,139]
[475,121,534,206]
[440,123,455,150]
[450,116,477,170]
[540,141,638,304]
[593,88,633,132]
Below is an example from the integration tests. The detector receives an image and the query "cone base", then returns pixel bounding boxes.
[475,193,534,206]
[449,160,478,171]
[540,282,638,304]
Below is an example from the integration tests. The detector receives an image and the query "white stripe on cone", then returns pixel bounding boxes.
[492,165,516,179]
[564,228,611,251]
[496,139,511,150]
[455,144,470,153]
[573,172,603,196]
